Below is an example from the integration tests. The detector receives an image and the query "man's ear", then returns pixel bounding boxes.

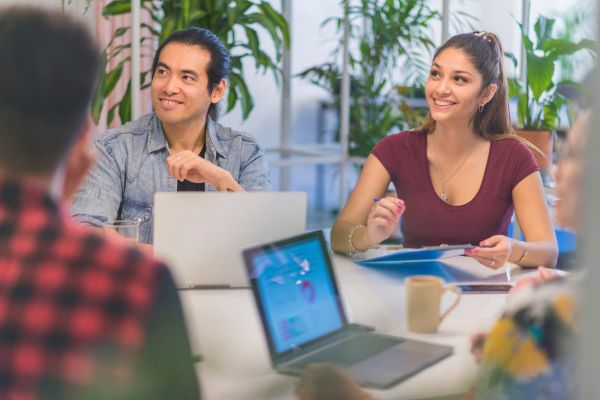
[480,83,498,107]
[61,120,96,205]
[210,79,227,104]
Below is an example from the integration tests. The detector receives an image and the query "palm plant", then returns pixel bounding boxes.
[299,0,439,158]
[82,0,289,125]
[506,15,595,131]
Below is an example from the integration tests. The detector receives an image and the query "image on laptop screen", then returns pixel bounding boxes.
[247,234,345,354]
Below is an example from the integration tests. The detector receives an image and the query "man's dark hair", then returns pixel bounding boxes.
[151,28,231,121]
[0,6,100,176]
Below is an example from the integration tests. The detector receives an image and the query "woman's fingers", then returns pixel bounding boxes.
[371,197,405,222]
[468,253,504,269]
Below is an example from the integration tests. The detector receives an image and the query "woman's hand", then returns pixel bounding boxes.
[167,150,243,192]
[366,197,405,245]
[465,235,513,269]
[470,332,487,364]
[509,266,560,295]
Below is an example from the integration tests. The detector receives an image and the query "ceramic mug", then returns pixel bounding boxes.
[405,275,462,333]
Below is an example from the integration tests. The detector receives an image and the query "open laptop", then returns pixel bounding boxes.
[243,230,453,389]
[154,192,306,289]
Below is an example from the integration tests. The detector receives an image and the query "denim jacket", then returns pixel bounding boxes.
[71,112,270,243]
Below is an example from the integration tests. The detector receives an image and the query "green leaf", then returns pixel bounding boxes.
[257,2,290,47]
[517,92,529,129]
[119,81,132,124]
[526,53,554,100]
[229,72,253,120]
[103,61,125,98]
[245,12,284,54]
[504,51,518,69]
[159,17,177,44]
[226,85,238,112]
[542,94,566,130]
[534,16,555,48]
[103,0,131,17]
[181,0,191,26]
[141,23,160,37]
[90,53,108,124]
[578,38,597,51]
[516,20,534,51]
[244,27,260,60]
[542,102,559,130]
[107,103,120,126]
[106,44,131,63]
[105,26,130,48]
[189,9,209,21]
[542,38,594,58]
[508,78,522,99]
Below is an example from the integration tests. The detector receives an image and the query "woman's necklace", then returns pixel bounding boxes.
[432,133,478,203]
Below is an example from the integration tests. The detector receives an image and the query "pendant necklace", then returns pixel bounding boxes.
[432,133,478,203]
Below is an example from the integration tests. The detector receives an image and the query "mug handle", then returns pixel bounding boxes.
[439,285,462,323]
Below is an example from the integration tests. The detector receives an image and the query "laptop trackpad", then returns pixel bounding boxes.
[347,340,453,389]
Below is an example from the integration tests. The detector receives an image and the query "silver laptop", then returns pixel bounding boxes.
[154,192,307,289]
[243,231,453,389]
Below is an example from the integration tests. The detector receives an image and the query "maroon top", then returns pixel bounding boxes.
[372,131,538,248]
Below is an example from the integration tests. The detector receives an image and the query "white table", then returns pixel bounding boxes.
[179,255,519,400]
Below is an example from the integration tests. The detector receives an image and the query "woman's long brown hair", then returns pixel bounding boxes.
[419,32,542,156]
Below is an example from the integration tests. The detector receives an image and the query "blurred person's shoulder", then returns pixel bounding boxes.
[60,218,167,289]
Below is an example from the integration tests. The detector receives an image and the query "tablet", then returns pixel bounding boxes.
[459,284,513,293]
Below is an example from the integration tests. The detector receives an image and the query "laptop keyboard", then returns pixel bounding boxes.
[292,334,402,369]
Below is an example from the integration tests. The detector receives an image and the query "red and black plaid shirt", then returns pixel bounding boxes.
[0,180,199,399]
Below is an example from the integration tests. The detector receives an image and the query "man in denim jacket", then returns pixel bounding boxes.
[72,28,270,244]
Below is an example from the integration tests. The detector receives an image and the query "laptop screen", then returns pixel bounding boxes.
[245,231,346,355]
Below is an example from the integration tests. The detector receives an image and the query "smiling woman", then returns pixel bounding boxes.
[331,32,558,270]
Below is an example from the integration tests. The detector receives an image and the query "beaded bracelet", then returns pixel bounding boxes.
[347,225,366,255]
[515,245,528,264]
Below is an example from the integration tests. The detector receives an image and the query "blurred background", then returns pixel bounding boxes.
[2,0,597,231]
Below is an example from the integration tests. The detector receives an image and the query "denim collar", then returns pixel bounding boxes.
[146,112,225,158]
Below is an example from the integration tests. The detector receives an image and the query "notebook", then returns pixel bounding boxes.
[243,231,453,389]
[154,192,307,289]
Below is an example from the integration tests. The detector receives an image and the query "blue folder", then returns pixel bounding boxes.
[356,244,474,266]
[357,260,484,283]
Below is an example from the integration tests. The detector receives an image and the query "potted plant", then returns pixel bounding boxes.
[298,0,478,159]
[63,0,289,125]
[506,15,594,170]
[298,0,439,159]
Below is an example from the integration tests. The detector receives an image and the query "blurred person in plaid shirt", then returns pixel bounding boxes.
[0,6,200,399]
